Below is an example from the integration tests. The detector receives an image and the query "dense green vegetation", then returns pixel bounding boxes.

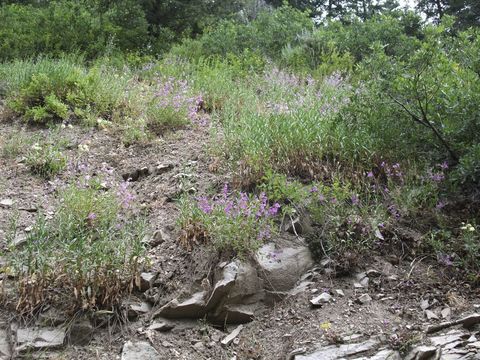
[1,0,479,312]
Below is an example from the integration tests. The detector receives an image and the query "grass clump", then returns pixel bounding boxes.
[0,131,33,159]
[6,179,146,313]
[204,66,353,179]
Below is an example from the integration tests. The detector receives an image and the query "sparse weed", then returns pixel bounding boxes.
[25,142,67,178]
[0,131,32,159]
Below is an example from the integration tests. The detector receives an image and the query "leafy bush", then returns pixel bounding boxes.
[0,1,149,61]
[2,57,132,124]
[170,5,311,62]
[6,178,146,313]
[348,19,480,185]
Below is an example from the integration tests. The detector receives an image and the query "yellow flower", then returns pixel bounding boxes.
[320,321,331,330]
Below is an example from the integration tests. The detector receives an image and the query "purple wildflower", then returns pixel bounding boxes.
[310,186,318,193]
[351,194,360,206]
[256,192,268,218]
[268,203,281,216]
[437,253,453,266]
[439,161,449,170]
[367,171,374,178]
[388,204,400,219]
[258,226,271,240]
[87,212,97,220]
[198,196,213,214]
[224,200,234,216]
[436,201,446,210]
[117,181,135,209]
[430,172,445,182]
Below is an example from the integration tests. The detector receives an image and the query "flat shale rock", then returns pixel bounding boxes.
[15,327,65,354]
[295,338,379,360]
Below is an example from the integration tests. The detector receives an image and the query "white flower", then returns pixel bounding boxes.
[78,144,90,152]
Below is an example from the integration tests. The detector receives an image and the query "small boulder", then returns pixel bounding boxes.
[441,307,451,320]
[459,313,480,328]
[255,242,313,293]
[357,294,372,304]
[154,163,174,175]
[68,320,93,346]
[310,293,332,306]
[221,325,243,346]
[128,302,152,320]
[0,199,13,208]
[138,272,157,292]
[425,310,439,320]
[150,230,167,247]
[121,341,160,360]
[405,345,439,360]
[148,320,175,332]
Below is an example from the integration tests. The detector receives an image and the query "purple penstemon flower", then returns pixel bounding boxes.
[198,196,213,214]
[258,226,271,240]
[351,194,360,206]
[430,172,445,182]
[224,200,234,217]
[436,201,446,210]
[268,203,281,216]
[256,192,268,217]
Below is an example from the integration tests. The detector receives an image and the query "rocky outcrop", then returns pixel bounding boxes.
[156,240,313,324]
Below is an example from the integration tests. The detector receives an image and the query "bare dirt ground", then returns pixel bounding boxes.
[0,118,479,360]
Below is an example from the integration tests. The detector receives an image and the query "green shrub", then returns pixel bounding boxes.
[170,5,311,63]
[1,57,134,125]
[347,19,480,185]
[0,1,149,61]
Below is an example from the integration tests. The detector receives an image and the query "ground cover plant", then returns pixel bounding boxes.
[4,167,146,314]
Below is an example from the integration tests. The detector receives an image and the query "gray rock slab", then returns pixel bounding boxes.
[295,338,379,360]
